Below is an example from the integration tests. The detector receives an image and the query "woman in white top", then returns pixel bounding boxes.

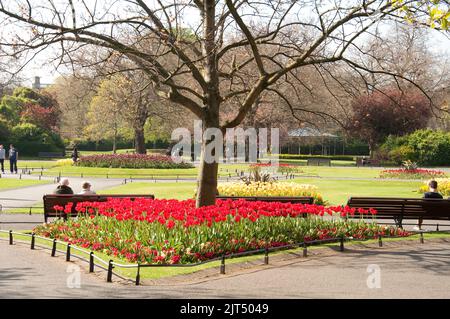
[78,181,97,195]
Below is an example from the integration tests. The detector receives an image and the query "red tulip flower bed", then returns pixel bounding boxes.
[33,198,409,264]
[379,168,446,179]
[75,154,193,169]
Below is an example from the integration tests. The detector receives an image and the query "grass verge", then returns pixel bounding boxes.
[0,178,50,191]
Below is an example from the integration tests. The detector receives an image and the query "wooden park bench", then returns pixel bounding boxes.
[347,197,450,228]
[38,152,65,158]
[43,194,155,223]
[216,196,314,204]
[306,158,331,166]
[356,158,380,167]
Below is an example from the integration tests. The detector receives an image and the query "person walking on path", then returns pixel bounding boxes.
[0,144,5,174]
[71,146,79,162]
[53,178,74,194]
[8,144,18,174]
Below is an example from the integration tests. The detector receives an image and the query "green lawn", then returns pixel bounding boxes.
[292,178,423,205]
[34,162,388,179]
[19,160,58,169]
[34,163,254,179]
[298,166,383,178]
[98,178,424,205]
[0,178,49,191]
[99,182,197,199]
[35,165,199,178]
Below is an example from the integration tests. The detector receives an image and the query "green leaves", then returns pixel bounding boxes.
[391,0,450,30]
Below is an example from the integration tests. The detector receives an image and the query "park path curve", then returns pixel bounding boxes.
[0,175,124,230]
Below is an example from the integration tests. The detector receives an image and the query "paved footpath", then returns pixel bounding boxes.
[1,240,450,298]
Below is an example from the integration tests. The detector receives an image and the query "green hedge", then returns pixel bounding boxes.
[71,139,170,151]
[278,154,355,161]
[380,130,450,166]
[280,139,369,156]
[0,141,64,156]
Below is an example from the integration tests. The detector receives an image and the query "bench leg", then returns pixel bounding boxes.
[394,217,403,229]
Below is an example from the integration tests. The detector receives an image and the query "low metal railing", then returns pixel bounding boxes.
[1,228,446,286]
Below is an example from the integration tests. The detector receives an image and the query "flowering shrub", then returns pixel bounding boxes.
[56,159,74,167]
[379,168,446,179]
[75,154,193,169]
[418,179,450,196]
[218,182,325,204]
[33,198,408,264]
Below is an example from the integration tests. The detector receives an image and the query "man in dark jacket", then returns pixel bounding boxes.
[54,178,74,194]
[414,180,443,231]
[9,144,18,174]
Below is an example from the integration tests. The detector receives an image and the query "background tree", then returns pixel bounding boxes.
[95,72,174,154]
[0,86,64,152]
[0,87,61,130]
[85,77,128,153]
[0,0,447,206]
[47,75,97,140]
[347,88,432,155]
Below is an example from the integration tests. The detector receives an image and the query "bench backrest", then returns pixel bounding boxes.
[347,197,450,219]
[38,152,64,158]
[356,158,380,166]
[216,196,314,204]
[43,194,155,218]
[307,158,331,166]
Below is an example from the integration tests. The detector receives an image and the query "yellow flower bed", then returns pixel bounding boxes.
[419,179,450,196]
[56,159,74,167]
[217,182,325,204]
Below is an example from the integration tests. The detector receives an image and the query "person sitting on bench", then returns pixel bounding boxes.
[414,180,443,231]
[53,178,74,194]
[78,181,96,195]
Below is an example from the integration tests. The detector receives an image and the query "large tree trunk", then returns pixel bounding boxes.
[112,129,117,154]
[196,140,219,207]
[135,128,146,154]
[195,0,220,208]
[368,141,375,159]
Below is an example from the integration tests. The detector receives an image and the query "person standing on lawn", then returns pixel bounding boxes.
[414,180,443,231]
[8,144,18,174]
[0,144,5,173]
